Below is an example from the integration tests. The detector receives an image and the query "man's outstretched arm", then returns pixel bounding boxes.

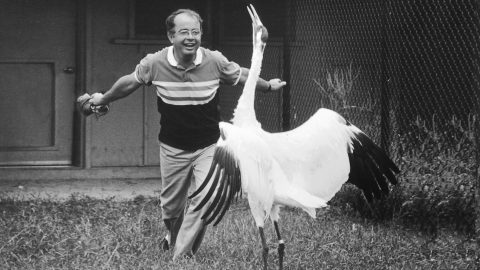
[238,67,286,92]
[91,73,142,105]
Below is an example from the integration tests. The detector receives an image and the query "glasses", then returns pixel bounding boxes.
[176,29,202,38]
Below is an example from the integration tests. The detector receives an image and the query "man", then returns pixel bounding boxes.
[89,9,285,259]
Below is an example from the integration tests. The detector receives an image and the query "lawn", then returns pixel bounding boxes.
[0,195,476,269]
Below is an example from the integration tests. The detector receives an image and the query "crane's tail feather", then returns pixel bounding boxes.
[213,181,235,226]
[347,124,400,202]
[204,175,229,224]
[192,162,222,211]
[234,168,243,202]
[189,152,220,199]
[190,146,242,226]
[354,131,400,179]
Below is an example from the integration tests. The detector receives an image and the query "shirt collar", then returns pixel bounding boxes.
[167,46,203,67]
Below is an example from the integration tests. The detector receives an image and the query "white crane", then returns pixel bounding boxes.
[190,5,399,270]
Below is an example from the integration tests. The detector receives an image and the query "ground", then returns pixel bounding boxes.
[0,178,161,201]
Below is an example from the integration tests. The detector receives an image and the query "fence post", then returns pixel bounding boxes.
[380,0,391,154]
[476,93,480,236]
[282,0,292,131]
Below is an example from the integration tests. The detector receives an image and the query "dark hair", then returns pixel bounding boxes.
[165,9,203,36]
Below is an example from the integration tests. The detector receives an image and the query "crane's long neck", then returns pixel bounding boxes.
[232,42,264,128]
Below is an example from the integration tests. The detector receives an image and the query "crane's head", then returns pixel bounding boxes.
[247,5,268,51]
[259,25,268,44]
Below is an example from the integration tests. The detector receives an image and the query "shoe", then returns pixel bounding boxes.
[161,236,170,251]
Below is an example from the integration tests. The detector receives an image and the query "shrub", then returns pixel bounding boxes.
[331,114,477,237]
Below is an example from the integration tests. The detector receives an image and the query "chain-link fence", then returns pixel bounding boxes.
[220,0,478,156]
[218,0,478,164]
[280,0,478,233]
[282,0,478,148]
[218,0,478,232]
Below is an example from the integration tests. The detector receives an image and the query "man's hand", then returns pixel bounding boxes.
[76,93,110,117]
[90,92,106,105]
[267,78,287,92]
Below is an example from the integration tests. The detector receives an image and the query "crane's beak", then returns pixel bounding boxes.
[248,5,268,48]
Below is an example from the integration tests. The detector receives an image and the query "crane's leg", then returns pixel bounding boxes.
[258,227,269,270]
[274,221,285,270]
[270,205,284,270]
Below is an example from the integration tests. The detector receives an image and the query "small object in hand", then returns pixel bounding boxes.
[77,93,109,117]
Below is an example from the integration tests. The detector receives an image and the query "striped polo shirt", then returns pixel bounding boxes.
[134,46,241,150]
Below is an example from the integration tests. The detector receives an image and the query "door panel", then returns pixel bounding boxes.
[0,62,55,148]
[0,0,76,165]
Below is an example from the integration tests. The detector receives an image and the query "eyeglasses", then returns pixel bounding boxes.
[176,29,202,38]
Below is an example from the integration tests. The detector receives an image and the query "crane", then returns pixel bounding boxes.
[190,5,399,270]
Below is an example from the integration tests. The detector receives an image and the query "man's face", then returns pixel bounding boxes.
[168,13,202,61]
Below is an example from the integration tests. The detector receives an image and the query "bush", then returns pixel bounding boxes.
[331,114,477,237]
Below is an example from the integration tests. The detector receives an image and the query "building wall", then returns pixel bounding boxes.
[88,0,160,167]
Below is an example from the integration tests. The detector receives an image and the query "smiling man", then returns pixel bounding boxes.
[86,9,285,259]
[167,11,201,66]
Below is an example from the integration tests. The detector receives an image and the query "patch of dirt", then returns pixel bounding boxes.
[0,179,161,201]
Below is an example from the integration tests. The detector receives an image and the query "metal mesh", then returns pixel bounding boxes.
[284,0,479,155]
[275,0,479,228]
[216,0,478,166]
[387,0,479,129]
[286,0,385,142]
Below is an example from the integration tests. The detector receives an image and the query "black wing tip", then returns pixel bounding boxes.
[190,146,242,227]
[205,168,242,226]
[348,130,400,201]
[189,154,221,200]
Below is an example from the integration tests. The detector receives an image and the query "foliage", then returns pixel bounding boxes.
[313,63,365,112]
[313,65,477,238]
[331,114,477,237]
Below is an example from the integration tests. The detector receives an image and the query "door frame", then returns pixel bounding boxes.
[73,0,89,168]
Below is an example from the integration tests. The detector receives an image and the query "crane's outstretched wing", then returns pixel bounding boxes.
[189,138,243,226]
[346,123,400,201]
[264,108,399,203]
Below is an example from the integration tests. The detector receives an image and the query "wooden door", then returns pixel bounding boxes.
[0,0,76,165]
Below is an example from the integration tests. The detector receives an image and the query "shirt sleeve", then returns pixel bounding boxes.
[134,54,154,86]
[214,51,241,86]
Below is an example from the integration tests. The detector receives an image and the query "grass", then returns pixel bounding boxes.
[0,195,477,269]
